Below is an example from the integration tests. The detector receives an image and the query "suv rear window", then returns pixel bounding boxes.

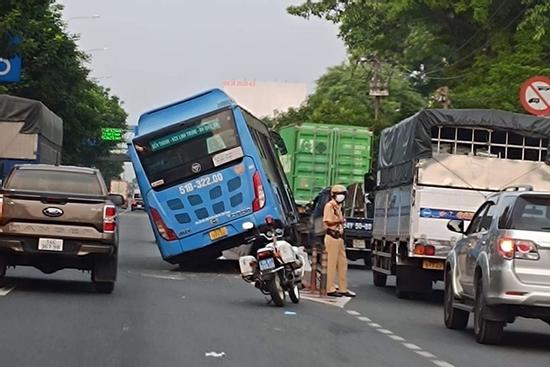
[5,169,104,196]
[505,195,550,232]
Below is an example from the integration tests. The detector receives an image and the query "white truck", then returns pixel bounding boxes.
[371,109,550,298]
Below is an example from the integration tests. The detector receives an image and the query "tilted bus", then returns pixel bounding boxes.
[129,89,298,264]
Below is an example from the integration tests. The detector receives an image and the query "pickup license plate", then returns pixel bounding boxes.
[38,238,64,252]
[259,258,275,271]
[352,239,366,249]
[209,227,228,240]
[422,259,444,270]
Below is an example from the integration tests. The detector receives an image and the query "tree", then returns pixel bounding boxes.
[288,0,550,112]
[0,0,127,182]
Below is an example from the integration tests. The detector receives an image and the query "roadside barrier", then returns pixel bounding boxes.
[320,248,328,296]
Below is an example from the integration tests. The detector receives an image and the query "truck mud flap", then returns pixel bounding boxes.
[92,253,118,282]
[396,265,432,295]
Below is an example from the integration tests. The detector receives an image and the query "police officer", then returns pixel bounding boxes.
[323,184,356,297]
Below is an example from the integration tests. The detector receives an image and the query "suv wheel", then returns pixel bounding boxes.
[474,276,504,344]
[444,269,469,329]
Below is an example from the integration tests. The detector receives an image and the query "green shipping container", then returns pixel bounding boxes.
[278,123,373,205]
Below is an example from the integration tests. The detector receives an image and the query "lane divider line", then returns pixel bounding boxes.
[343,309,456,367]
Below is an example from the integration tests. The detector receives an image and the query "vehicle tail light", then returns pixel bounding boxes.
[0,195,3,217]
[150,208,177,241]
[103,205,117,233]
[414,243,436,256]
[257,250,273,260]
[497,238,539,260]
[252,171,266,212]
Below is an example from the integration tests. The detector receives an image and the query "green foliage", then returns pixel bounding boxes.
[0,0,127,183]
[268,62,426,157]
[288,0,550,113]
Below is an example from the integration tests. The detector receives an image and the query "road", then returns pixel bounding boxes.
[0,212,548,367]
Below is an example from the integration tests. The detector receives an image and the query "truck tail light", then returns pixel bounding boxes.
[150,208,177,241]
[0,195,3,217]
[497,238,539,260]
[414,244,435,256]
[252,171,266,212]
[103,205,117,233]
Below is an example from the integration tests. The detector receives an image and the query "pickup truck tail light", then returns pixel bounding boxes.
[414,243,435,256]
[103,205,117,233]
[252,171,266,212]
[150,208,177,241]
[497,238,539,260]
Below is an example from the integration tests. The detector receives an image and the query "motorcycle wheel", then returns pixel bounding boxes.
[288,282,300,304]
[268,274,285,307]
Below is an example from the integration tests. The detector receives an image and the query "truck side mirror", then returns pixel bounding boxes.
[447,219,464,234]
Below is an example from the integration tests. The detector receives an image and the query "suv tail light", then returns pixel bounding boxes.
[150,208,177,241]
[103,205,117,233]
[252,171,266,212]
[498,238,539,260]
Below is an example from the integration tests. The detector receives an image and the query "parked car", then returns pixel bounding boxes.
[444,185,550,344]
[0,164,123,293]
[130,192,144,211]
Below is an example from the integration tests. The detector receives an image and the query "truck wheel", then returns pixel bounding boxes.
[363,255,372,270]
[0,255,7,280]
[95,281,115,294]
[474,277,504,344]
[444,269,469,329]
[373,270,387,287]
[268,274,285,307]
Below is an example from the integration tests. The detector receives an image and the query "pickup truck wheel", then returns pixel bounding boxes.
[373,270,387,287]
[95,281,115,294]
[474,277,504,344]
[0,255,7,279]
[444,269,469,329]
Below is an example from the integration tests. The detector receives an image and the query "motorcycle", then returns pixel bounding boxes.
[239,221,306,307]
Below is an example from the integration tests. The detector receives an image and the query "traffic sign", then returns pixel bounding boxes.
[101,128,124,141]
[520,76,550,116]
[0,55,21,83]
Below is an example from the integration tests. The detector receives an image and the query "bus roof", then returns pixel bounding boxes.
[136,89,236,136]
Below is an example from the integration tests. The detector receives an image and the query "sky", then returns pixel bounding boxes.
[60,0,347,125]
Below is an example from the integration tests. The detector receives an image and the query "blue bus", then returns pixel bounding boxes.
[129,89,299,264]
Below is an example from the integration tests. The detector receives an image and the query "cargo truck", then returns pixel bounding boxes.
[371,109,550,298]
[0,95,63,179]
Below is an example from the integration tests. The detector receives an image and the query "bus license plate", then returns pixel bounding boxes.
[422,259,444,270]
[352,239,366,249]
[38,238,64,252]
[209,227,228,240]
[259,258,275,271]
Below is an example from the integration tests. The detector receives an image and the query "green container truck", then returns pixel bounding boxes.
[278,123,373,206]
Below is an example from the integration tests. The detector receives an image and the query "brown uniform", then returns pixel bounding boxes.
[323,199,348,293]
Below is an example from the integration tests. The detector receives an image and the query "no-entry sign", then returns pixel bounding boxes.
[520,76,550,116]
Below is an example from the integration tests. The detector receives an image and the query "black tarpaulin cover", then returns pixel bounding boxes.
[0,94,63,147]
[378,109,550,188]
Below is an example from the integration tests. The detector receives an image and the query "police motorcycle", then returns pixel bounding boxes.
[239,217,306,307]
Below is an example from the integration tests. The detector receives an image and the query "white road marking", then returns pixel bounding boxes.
[301,291,352,308]
[402,343,422,350]
[346,310,455,367]
[416,351,436,358]
[389,335,405,341]
[0,286,14,296]
[433,361,455,367]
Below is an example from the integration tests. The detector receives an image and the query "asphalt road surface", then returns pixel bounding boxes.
[0,212,548,367]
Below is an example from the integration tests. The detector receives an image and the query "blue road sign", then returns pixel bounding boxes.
[0,55,22,83]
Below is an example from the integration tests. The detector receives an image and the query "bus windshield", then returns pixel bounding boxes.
[134,109,242,189]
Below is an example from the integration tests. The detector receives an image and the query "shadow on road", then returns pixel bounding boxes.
[3,276,97,294]
[176,258,240,274]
